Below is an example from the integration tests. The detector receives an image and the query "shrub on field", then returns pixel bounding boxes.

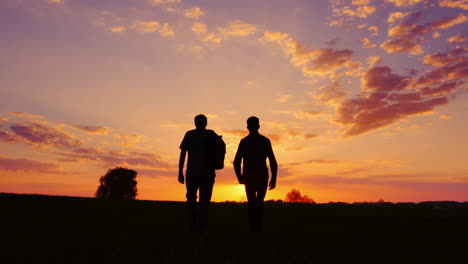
[95,167,138,199]
[285,189,315,204]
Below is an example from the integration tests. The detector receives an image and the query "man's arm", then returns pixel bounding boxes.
[178,149,187,184]
[233,142,244,184]
[267,141,278,190]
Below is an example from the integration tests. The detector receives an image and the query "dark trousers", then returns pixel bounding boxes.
[186,176,215,231]
[245,178,268,232]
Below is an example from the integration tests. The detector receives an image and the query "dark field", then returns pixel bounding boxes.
[1,193,467,264]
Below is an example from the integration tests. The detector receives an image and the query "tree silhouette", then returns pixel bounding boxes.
[95,167,138,199]
[285,189,315,204]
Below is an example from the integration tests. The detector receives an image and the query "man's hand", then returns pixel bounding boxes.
[178,172,185,184]
[238,175,245,184]
[268,180,276,190]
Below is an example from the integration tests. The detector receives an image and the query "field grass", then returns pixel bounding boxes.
[1,193,467,263]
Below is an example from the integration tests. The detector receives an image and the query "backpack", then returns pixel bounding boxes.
[207,130,226,170]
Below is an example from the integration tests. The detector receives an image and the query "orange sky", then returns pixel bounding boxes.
[1,0,467,202]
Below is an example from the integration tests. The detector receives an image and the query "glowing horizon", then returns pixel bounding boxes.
[1,0,467,203]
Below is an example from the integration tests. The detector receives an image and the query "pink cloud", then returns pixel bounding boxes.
[0,131,20,144]
[422,47,466,67]
[336,46,467,137]
[9,112,44,119]
[420,81,463,96]
[440,0,468,10]
[58,149,173,170]
[362,66,413,92]
[417,48,468,86]
[381,12,467,55]
[304,133,318,139]
[259,32,358,77]
[71,125,110,135]
[0,155,59,173]
[303,48,355,76]
[448,33,468,42]
[10,123,83,148]
[313,81,349,104]
[338,95,448,136]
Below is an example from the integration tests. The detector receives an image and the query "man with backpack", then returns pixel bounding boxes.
[178,114,225,231]
[234,116,278,232]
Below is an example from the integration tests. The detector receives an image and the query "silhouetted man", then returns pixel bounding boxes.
[178,114,217,231]
[234,116,278,232]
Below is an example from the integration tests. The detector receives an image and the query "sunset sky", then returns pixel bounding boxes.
[1,0,467,202]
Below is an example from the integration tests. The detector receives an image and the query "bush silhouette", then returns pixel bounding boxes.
[95,167,138,199]
[285,189,315,204]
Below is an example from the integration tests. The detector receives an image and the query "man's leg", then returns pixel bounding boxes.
[198,177,214,231]
[255,179,269,231]
[186,178,199,231]
[245,182,258,231]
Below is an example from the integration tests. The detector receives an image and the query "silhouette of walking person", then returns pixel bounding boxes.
[178,114,218,231]
[234,116,278,232]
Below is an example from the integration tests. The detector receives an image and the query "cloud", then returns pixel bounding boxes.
[218,20,256,37]
[0,131,20,144]
[10,112,44,119]
[277,110,324,120]
[71,125,110,135]
[385,0,424,7]
[192,23,207,34]
[362,66,413,92]
[149,0,181,5]
[359,37,377,48]
[276,94,292,103]
[131,20,174,37]
[303,48,355,76]
[338,94,448,136]
[9,123,83,149]
[381,12,468,55]
[331,0,376,22]
[192,23,222,44]
[431,12,467,29]
[422,47,466,66]
[334,59,463,136]
[439,0,468,10]
[0,156,59,173]
[184,7,204,19]
[312,81,349,104]
[287,159,340,167]
[47,0,62,4]
[159,23,175,37]
[440,114,454,120]
[192,21,256,44]
[448,33,468,42]
[304,133,318,139]
[59,149,173,169]
[368,25,379,35]
[260,31,360,78]
[387,12,407,23]
[420,81,463,96]
[133,20,160,33]
[223,129,247,138]
[110,26,126,33]
[417,47,468,85]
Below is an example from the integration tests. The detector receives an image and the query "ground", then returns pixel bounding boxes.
[1,193,467,263]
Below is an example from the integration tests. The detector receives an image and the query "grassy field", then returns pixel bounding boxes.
[1,193,467,263]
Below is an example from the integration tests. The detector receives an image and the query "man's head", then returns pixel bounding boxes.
[247,116,260,132]
[194,114,207,128]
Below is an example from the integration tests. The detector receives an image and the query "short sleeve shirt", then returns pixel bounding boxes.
[180,129,215,178]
